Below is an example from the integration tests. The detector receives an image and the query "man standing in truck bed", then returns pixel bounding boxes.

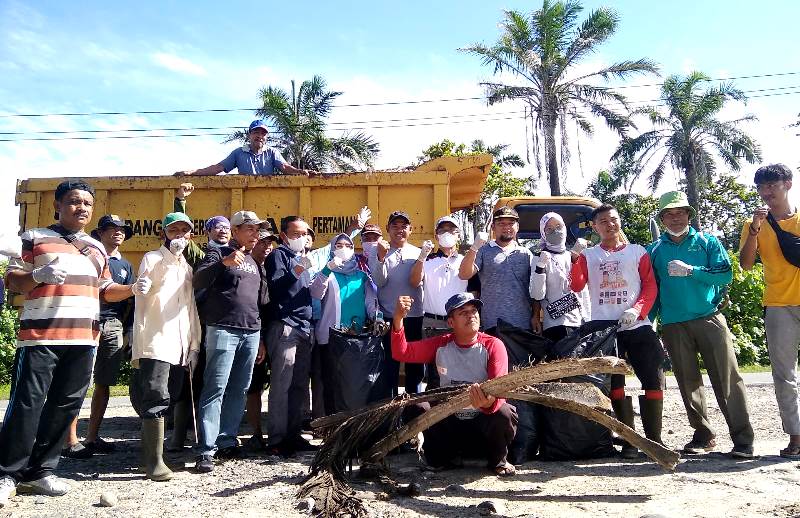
[175,120,316,177]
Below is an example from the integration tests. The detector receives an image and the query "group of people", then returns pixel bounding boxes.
[0,118,797,507]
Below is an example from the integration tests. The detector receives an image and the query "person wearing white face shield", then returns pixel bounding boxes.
[309,234,379,414]
[529,212,590,341]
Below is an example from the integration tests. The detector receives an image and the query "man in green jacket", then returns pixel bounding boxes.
[647,191,754,458]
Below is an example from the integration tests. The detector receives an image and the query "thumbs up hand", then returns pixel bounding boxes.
[223,245,246,268]
[32,257,67,285]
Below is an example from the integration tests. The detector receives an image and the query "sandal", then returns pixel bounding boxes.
[779,444,800,459]
[493,461,516,477]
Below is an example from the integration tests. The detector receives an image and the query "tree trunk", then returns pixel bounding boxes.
[685,155,701,229]
[543,109,561,196]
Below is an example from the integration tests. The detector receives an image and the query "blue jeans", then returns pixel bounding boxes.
[197,325,260,456]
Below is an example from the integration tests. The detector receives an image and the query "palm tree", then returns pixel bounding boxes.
[613,71,762,227]
[228,76,379,172]
[461,0,658,195]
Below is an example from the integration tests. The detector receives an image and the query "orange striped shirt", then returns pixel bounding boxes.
[7,226,112,347]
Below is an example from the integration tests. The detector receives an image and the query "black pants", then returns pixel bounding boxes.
[382,316,424,396]
[129,358,184,419]
[405,402,518,468]
[582,321,665,395]
[0,345,94,482]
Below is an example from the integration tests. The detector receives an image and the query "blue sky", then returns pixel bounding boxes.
[1,0,799,228]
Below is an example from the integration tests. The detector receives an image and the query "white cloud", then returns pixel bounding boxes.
[151,52,207,76]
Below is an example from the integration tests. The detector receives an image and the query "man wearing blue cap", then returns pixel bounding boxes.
[392,292,518,477]
[175,120,315,177]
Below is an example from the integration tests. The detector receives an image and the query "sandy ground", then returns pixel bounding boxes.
[2,383,800,518]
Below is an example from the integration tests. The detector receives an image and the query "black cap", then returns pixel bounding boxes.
[444,292,483,316]
[492,206,519,221]
[387,211,411,225]
[94,214,133,240]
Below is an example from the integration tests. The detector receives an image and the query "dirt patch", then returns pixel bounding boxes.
[2,385,799,518]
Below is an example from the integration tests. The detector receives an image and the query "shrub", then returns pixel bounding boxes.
[723,253,768,366]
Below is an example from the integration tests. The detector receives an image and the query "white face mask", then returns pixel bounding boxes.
[437,232,458,249]
[665,225,690,237]
[169,237,188,256]
[362,241,378,257]
[287,236,307,253]
[333,247,354,261]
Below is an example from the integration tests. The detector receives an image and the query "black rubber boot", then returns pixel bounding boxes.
[142,418,173,482]
[639,395,664,446]
[611,396,638,459]
[167,399,191,452]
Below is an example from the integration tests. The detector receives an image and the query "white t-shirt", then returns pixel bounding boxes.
[422,251,468,316]
[583,244,651,330]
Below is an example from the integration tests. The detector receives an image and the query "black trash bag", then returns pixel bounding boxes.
[495,320,553,464]
[538,321,617,461]
[328,328,386,413]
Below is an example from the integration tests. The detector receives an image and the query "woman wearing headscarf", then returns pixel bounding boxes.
[310,233,379,415]
[529,212,589,341]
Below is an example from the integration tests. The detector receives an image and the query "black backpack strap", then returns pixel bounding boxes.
[766,212,784,235]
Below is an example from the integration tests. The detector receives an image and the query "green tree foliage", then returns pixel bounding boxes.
[586,164,659,245]
[614,72,761,227]
[228,76,379,172]
[697,175,762,250]
[462,0,658,195]
[417,139,529,232]
[723,253,768,365]
[0,261,19,384]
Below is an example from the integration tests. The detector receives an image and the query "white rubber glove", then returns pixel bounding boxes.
[571,238,588,255]
[0,231,22,258]
[471,232,489,252]
[619,307,640,329]
[327,256,344,270]
[667,259,693,277]
[132,276,152,296]
[537,250,551,268]
[32,258,67,285]
[186,349,199,372]
[418,240,434,261]
[356,206,372,228]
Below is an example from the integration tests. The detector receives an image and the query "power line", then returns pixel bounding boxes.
[0,114,529,142]
[2,88,798,143]
[1,70,797,119]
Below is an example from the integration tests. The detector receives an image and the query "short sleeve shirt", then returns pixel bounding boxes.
[219,145,287,175]
[739,213,800,306]
[8,226,112,347]
[474,240,533,330]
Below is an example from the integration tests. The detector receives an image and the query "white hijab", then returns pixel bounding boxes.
[540,212,567,253]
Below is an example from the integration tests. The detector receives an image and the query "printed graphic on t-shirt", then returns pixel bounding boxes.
[598,260,629,305]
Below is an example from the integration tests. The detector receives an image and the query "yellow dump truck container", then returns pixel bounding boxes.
[15,154,491,270]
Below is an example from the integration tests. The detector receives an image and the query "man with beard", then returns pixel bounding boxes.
[175,120,315,176]
[459,206,535,333]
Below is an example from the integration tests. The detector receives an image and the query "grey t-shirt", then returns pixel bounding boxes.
[369,242,423,317]
[475,241,534,330]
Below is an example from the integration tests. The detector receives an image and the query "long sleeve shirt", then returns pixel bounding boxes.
[647,228,731,325]
[529,250,588,329]
[131,247,201,366]
[570,243,657,330]
[264,244,312,333]
[391,328,507,414]
[193,241,262,331]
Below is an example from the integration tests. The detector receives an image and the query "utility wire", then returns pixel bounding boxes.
[0,71,797,118]
[2,88,798,142]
